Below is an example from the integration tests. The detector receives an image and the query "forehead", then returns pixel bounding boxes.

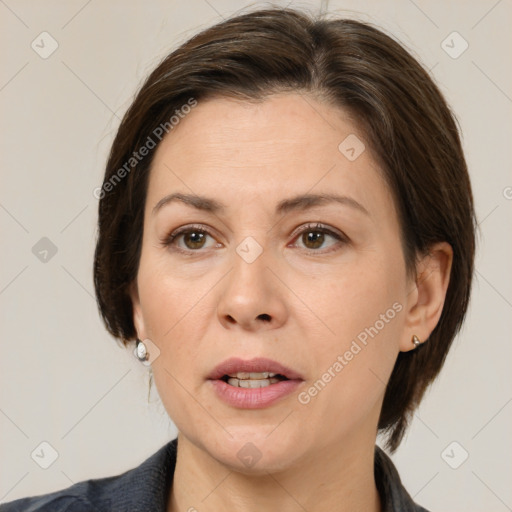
[152,93,360,164]
[145,93,392,220]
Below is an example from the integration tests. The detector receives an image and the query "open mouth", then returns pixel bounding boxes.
[220,372,289,388]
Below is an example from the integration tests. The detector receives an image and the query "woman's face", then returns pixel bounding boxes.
[130,93,417,472]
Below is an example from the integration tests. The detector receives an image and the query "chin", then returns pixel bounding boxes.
[203,427,306,475]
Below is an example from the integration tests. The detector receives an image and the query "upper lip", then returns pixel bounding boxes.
[208,357,304,380]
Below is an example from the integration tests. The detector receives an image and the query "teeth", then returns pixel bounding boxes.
[227,372,278,379]
[227,377,281,388]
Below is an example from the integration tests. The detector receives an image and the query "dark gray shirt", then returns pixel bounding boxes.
[0,438,430,511]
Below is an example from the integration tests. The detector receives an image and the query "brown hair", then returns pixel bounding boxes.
[93,7,476,452]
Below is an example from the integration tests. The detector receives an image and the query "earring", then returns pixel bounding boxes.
[135,339,149,362]
[412,334,422,348]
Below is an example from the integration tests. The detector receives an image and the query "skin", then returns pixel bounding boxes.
[129,93,452,512]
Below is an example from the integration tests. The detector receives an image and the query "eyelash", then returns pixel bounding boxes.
[160,222,348,256]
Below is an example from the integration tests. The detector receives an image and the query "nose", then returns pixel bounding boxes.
[216,246,288,332]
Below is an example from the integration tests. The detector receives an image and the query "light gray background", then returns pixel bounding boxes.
[1,1,511,510]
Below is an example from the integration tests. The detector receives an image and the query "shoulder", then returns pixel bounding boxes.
[0,475,123,512]
[0,493,98,512]
[0,439,178,512]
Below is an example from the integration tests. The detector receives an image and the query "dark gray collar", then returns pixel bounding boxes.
[374,444,431,512]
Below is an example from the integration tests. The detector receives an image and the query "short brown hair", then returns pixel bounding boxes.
[93,7,476,451]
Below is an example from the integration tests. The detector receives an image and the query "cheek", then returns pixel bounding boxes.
[313,251,404,345]
[136,254,219,377]
[137,251,207,339]
[138,267,212,424]
[300,252,404,405]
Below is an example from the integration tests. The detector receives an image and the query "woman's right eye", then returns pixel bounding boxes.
[161,225,219,253]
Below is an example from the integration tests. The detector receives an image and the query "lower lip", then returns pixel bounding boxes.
[209,379,303,409]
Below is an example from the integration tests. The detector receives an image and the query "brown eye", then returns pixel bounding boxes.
[292,223,347,253]
[302,230,326,249]
[181,230,207,250]
[162,225,218,253]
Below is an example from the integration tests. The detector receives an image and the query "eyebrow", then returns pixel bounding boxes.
[152,192,369,216]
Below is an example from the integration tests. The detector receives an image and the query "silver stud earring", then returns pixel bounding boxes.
[135,339,149,362]
[412,334,422,348]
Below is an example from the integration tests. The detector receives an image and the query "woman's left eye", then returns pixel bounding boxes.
[290,223,347,252]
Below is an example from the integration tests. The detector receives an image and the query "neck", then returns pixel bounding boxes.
[167,432,382,512]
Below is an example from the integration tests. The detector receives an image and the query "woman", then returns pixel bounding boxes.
[1,6,475,512]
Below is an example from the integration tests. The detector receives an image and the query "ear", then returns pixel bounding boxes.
[399,242,453,352]
[128,279,147,340]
